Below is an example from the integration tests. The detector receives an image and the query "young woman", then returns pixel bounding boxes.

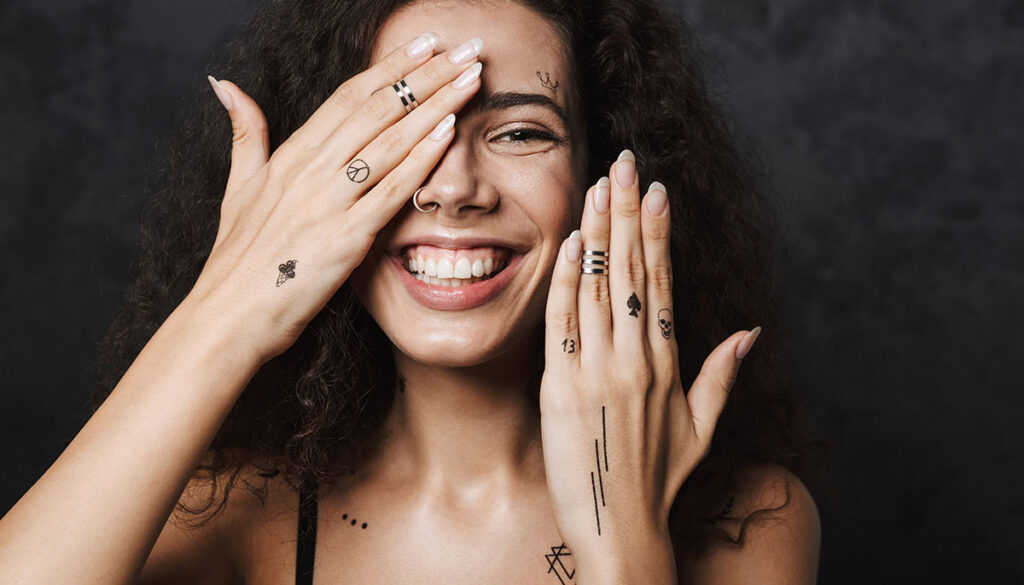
[0,0,825,583]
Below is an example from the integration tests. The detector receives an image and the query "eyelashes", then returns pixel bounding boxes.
[492,127,564,145]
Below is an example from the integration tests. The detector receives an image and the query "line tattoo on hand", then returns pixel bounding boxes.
[346,158,370,183]
[276,260,297,287]
[626,291,642,317]
[589,405,609,535]
[561,338,576,354]
[658,308,673,339]
[544,543,575,584]
[536,71,560,93]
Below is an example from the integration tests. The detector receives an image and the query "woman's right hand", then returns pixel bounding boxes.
[190,33,484,361]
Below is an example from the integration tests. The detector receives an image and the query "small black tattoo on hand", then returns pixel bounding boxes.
[589,405,609,536]
[544,543,575,584]
[276,260,297,287]
[626,292,642,317]
[536,71,560,93]
[561,338,576,354]
[658,308,673,339]
[346,158,370,183]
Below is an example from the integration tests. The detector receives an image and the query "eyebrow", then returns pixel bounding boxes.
[474,90,570,128]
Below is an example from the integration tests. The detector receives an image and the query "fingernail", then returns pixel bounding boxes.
[735,326,762,360]
[207,75,233,112]
[594,177,610,213]
[429,113,456,141]
[566,230,582,262]
[449,37,484,64]
[406,32,439,58]
[615,149,635,187]
[452,62,482,89]
[646,182,668,216]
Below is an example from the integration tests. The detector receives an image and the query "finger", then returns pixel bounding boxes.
[331,61,482,205]
[314,37,483,176]
[290,32,441,148]
[640,181,678,385]
[607,149,647,353]
[208,77,270,199]
[543,229,584,372]
[687,328,761,445]
[577,177,612,360]
[347,112,458,236]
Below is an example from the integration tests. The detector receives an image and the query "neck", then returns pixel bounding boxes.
[375,333,545,494]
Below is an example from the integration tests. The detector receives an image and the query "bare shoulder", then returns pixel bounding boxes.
[677,462,821,585]
[136,462,294,585]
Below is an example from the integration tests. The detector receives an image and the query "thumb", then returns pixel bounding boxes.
[207,76,270,198]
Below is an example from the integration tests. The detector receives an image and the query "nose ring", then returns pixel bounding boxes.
[412,187,439,213]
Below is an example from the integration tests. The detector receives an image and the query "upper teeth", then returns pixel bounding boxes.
[408,255,500,278]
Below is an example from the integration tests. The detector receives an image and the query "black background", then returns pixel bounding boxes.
[1,0,1022,582]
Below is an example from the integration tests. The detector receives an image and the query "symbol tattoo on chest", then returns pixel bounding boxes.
[544,542,575,584]
[276,260,297,287]
[589,405,609,535]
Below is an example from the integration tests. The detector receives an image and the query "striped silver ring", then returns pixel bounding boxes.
[581,249,609,274]
[392,79,419,113]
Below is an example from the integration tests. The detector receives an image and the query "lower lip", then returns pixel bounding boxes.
[391,254,523,311]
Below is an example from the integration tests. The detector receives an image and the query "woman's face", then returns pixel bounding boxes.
[351,0,585,367]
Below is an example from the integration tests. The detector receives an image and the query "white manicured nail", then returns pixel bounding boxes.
[406,33,439,58]
[429,113,456,141]
[449,37,484,64]
[207,75,233,111]
[452,62,482,89]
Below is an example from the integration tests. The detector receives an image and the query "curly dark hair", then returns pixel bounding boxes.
[91,0,831,557]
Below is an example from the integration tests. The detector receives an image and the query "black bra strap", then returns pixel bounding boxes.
[296,482,318,585]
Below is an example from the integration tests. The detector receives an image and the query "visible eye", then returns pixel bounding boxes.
[492,127,560,144]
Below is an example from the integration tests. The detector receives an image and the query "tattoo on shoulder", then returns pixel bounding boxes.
[276,259,297,287]
[536,71,560,93]
[242,468,281,502]
[341,512,369,530]
[544,542,575,584]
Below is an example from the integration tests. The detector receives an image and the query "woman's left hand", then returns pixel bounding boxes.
[538,149,762,583]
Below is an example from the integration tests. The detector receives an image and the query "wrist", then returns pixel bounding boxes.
[573,526,677,585]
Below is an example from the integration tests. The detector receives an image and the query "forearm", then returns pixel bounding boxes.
[0,294,264,585]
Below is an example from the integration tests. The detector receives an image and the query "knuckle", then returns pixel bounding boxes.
[362,91,394,121]
[374,126,404,152]
[328,83,359,111]
[625,253,647,284]
[650,265,673,295]
[584,274,610,304]
[373,173,402,198]
[420,59,449,86]
[379,57,407,85]
[552,311,579,337]
[614,199,641,218]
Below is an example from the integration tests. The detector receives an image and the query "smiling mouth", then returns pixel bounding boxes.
[401,245,513,287]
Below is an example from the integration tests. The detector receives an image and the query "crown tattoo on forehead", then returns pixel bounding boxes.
[536,71,559,93]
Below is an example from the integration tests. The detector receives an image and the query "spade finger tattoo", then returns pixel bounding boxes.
[626,291,641,317]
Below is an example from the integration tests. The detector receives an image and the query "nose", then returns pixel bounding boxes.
[413,132,499,218]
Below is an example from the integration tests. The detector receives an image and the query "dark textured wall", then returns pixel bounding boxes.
[1,0,1021,582]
